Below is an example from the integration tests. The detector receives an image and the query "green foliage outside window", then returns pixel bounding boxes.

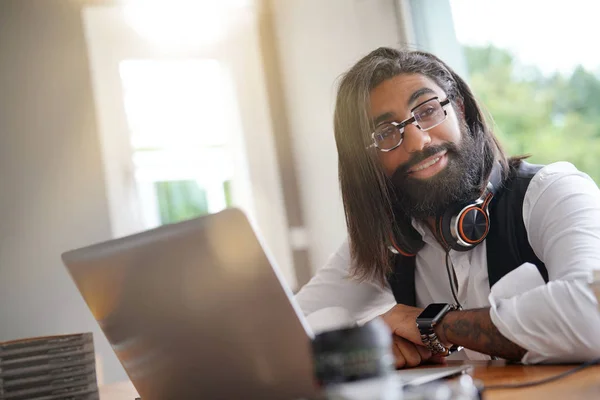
[464,45,600,183]
[223,180,233,208]
[155,180,232,225]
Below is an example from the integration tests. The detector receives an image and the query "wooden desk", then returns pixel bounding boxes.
[456,360,600,400]
[99,361,600,399]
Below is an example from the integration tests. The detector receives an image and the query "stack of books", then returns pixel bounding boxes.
[0,333,99,400]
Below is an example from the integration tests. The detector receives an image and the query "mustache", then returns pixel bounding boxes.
[391,143,455,179]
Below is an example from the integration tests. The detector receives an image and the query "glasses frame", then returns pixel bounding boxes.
[367,97,451,152]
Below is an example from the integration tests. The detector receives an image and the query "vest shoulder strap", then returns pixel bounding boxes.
[486,161,549,287]
[387,254,416,306]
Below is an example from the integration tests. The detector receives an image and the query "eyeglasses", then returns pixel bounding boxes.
[367,97,451,152]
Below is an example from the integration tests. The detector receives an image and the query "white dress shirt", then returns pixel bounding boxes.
[295,162,600,363]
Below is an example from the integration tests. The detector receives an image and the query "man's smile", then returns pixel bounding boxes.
[408,150,448,179]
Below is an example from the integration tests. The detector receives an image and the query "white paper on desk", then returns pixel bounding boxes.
[305,307,356,335]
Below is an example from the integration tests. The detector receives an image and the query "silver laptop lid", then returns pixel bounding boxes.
[62,208,317,400]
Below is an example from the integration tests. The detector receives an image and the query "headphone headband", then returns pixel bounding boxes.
[486,162,502,196]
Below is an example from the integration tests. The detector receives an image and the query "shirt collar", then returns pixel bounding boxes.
[411,218,445,250]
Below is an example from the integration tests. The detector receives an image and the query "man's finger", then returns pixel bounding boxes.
[415,342,432,360]
[391,339,406,368]
[429,354,448,364]
[393,336,422,368]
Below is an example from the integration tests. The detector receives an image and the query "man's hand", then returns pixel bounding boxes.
[390,335,446,368]
[381,304,428,346]
[381,304,447,368]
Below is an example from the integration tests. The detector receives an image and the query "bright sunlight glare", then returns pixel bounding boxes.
[450,0,600,75]
[123,0,251,50]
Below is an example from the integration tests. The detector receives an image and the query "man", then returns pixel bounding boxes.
[295,47,600,368]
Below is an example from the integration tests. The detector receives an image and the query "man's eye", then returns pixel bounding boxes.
[376,125,397,140]
[417,106,436,119]
[376,133,387,141]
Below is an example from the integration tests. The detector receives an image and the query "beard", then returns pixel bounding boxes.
[389,125,484,221]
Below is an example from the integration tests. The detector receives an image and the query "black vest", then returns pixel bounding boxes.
[387,161,549,306]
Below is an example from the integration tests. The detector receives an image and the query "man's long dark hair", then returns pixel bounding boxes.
[334,47,510,284]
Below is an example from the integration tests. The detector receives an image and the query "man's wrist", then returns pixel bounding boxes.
[434,310,457,346]
[431,307,526,360]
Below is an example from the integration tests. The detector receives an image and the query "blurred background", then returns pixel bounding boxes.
[0,0,598,385]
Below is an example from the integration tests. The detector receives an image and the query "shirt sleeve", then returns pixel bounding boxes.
[294,238,396,325]
[488,162,600,363]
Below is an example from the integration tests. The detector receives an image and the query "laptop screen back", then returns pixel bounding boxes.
[62,208,317,400]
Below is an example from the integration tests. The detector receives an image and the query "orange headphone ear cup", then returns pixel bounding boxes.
[437,202,472,252]
[389,233,417,257]
[389,226,425,257]
[456,206,489,245]
[437,202,490,252]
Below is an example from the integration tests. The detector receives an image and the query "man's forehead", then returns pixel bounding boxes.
[371,74,444,101]
[369,74,446,121]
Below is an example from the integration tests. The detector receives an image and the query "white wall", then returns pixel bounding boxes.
[269,0,402,272]
[0,0,126,384]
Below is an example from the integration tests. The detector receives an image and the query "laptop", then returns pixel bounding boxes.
[62,208,469,399]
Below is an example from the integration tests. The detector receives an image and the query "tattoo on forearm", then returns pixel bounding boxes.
[441,308,527,361]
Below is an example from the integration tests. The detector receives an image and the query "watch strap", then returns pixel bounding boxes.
[417,303,458,356]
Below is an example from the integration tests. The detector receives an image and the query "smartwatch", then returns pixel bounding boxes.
[416,303,459,356]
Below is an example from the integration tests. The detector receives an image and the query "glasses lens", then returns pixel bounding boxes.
[413,99,446,130]
[374,123,402,150]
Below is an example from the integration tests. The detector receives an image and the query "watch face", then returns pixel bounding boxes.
[419,303,450,319]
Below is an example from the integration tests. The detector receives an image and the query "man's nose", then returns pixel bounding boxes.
[402,123,431,153]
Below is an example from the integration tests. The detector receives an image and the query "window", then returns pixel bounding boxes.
[84,5,296,290]
[448,0,600,183]
[119,59,237,228]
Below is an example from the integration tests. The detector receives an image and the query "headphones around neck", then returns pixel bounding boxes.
[390,162,503,255]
